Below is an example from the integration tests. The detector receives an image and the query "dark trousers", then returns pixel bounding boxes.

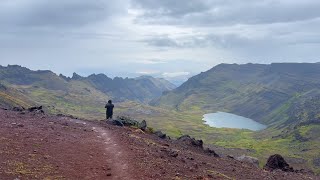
[106,113,113,119]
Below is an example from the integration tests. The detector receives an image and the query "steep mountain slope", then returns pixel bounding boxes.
[0,82,34,108]
[0,65,68,91]
[155,63,320,126]
[135,75,176,91]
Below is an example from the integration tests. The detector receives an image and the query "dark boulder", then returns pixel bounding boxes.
[264,154,293,172]
[177,135,203,148]
[168,149,179,157]
[28,106,42,111]
[204,148,219,157]
[117,116,139,126]
[161,147,179,158]
[28,106,44,114]
[12,107,25,112]
[154,131,167,139]
[139,120,147,131]
[0,83,6,90]
[112,119,124,127]
[313,158,320,167]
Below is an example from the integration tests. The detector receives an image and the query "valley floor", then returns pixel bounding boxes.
[0,109,318,179]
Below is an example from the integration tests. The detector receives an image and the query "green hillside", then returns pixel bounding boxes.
[151,63,320,173]
[155,63,320,126]
[0,83,34,108]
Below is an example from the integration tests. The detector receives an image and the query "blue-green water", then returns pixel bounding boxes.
[203,112,267,131]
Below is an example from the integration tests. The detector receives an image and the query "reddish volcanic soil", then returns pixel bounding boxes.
[0,108,318,180]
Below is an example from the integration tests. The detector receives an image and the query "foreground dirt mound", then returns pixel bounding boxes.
[0,109,134,179]
[0,109,318,179]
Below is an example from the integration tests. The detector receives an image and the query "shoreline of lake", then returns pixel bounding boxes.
[203,112,267,131]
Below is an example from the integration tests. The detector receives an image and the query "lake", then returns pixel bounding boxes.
[203,112,267,131]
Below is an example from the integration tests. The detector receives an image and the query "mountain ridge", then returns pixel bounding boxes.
[155,62,320,125]
[0,65,176,104]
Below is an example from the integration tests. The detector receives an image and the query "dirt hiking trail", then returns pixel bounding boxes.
[0,109,137,179]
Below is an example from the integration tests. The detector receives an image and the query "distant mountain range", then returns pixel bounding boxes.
[0,65,175,104]
[0,65,176,118]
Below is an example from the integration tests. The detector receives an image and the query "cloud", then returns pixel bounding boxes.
[136,70,159,75]
[131,0,210,18]
[132,0,320,26]
[162,71,190,78]
[0,0,127,29]
[137,59,168,64]
[142,35,179,48]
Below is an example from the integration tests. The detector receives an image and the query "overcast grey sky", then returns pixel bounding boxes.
[1,0,320,82]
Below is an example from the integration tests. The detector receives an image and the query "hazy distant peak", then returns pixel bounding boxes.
[72,72,83,80]
[59,74,71,81]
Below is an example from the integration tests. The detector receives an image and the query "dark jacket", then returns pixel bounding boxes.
[105,103,114,116]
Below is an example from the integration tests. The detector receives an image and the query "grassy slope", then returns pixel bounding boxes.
[134,109,320,173]
[0,84,34,108]
[20,80,110,120]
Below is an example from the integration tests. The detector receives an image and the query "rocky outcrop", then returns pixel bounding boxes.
[154,131,166,139]
[112,116,147,131]
[71,73,83,80]
[313,158,320,167]
[59,74,71,81]
[264,154,293,172]
[204,148,219,157]
[28,106,44,113]
[12,106,44,114]
[177,135,203,148]
[176,135,219,158]
[112,119,124,127]
[116,116,139,127]
[139,120,147,131]
[235,155,259,167]
[0,83,6,90]
[12,106,25,112]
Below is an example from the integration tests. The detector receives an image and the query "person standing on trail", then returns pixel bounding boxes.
[105,100,114,120]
